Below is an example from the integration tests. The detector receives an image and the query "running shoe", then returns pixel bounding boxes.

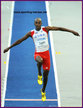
[38,75,42,85]
[41,89,46,101]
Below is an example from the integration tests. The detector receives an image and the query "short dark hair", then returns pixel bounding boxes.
[34,18,42,22]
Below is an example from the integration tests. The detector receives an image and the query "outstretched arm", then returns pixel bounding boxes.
[3,32,31,53]
[45,26,80,36]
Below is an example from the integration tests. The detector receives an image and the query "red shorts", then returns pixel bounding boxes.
[34,50,50,70]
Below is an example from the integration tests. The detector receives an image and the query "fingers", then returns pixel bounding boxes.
[73,32,80,36]
[3,48,9,53]
[76,32,80,36]
[3,49,6,53]
[76,33,80,36]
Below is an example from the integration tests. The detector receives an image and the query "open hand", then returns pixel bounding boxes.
[3,48,9,53]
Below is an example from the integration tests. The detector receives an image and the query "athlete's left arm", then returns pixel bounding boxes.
[45,26,80,36]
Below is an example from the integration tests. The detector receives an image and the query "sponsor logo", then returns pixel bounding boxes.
[46,67,48,69]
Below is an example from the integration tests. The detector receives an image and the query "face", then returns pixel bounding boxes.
[34,19,42,30]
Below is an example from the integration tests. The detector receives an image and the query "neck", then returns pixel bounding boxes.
[36,27,41,31]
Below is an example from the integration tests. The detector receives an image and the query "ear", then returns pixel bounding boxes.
[34,22,35,26]
[41,21,42,25]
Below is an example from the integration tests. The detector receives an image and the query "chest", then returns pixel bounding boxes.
[33,30,47,40]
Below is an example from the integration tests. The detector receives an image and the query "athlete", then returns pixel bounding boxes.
[3,18,80,101]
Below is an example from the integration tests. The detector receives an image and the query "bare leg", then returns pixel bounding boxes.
[35,56,43,76]
[42,70,49,92]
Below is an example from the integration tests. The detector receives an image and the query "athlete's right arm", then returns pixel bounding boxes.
[3,32,31,53]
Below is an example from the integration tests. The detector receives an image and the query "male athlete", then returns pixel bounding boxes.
[4,18,80,101]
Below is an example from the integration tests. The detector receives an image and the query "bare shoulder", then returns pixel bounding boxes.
[26,31,31,37]
[45,26,51,30]
[45,26,52,32]
[45,26,60,31]
[20,31,32,41]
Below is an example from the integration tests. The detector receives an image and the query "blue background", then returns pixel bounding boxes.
[5,1,58,107]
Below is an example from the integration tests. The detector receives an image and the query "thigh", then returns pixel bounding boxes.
[43,51,50,70]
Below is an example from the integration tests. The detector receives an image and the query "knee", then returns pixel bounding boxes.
[36,56,43,64]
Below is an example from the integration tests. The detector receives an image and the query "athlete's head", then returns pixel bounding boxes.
[34,18,42,30]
